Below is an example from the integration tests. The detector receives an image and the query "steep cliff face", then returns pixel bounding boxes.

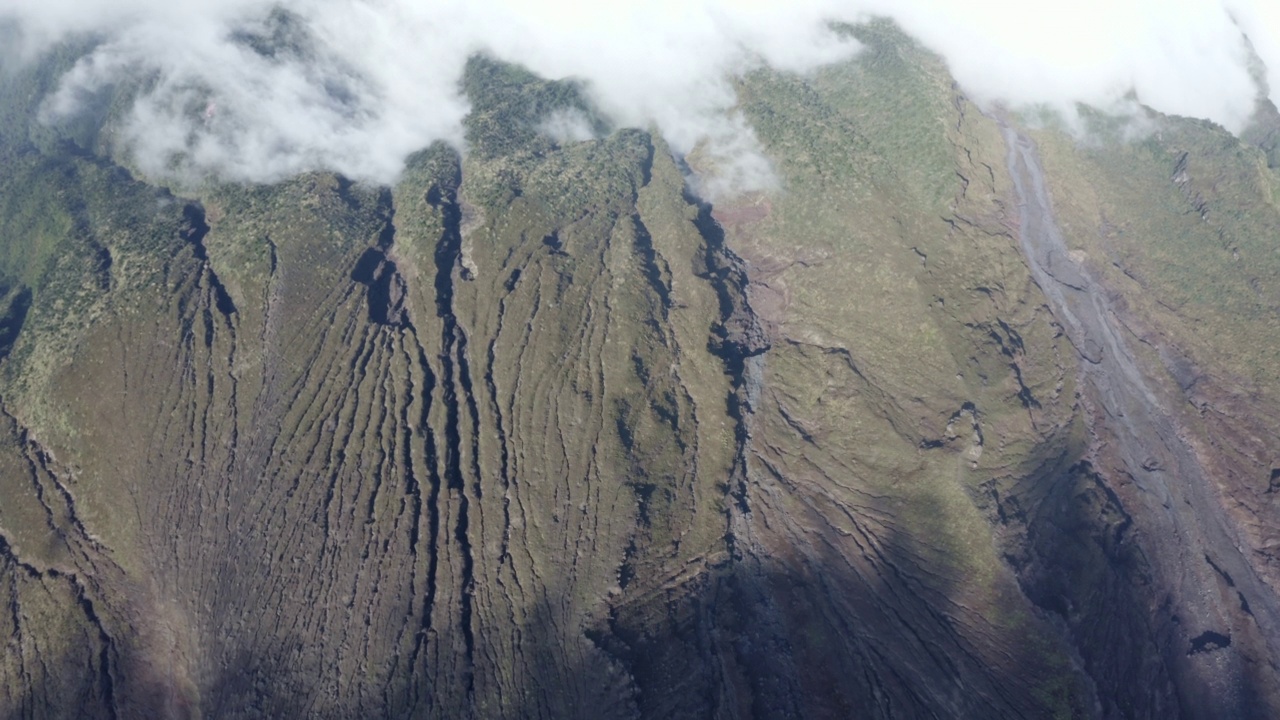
[0,20,1277,720]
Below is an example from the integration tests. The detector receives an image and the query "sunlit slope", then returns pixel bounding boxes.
[0,18,1276,720]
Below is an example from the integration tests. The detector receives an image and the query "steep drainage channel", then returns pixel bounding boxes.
[1000,121,1280,715]
[427,182,479,700]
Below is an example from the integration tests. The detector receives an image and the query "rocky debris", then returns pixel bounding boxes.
[694,200,770,364]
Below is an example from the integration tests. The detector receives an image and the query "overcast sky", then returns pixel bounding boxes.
[2,0,1276,192]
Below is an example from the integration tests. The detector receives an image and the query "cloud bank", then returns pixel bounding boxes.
[1,0,1277,192]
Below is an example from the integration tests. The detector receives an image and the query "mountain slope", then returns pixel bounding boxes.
[0,19,1277,720]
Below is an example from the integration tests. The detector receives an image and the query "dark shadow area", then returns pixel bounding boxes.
[349,189,408,327]
[0,284,31,359]
[179,202,236,317]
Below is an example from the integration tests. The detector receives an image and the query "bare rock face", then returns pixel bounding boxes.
[0,22,1279,720]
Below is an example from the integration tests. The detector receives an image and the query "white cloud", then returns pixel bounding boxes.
[1,0,1276,193]
[537,108,598,145]
[871,0,1268,134]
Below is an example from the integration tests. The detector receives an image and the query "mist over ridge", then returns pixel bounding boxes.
[2,0,1277,191]
[4,2,1280,719]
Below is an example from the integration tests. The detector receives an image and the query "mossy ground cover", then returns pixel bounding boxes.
[1034,113,1280,396]
[724,21,1098,715]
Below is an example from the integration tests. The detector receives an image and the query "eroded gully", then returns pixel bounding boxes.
[1001,121,1280,717]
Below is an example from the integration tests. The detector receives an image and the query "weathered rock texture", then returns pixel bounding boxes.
[0,20,1277,720]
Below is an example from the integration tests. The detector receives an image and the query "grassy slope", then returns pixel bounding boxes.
[728,20,1093,717]
[0,18,1276,720]
[1033,104,1280,618]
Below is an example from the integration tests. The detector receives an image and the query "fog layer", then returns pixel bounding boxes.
[2,0,1275,190]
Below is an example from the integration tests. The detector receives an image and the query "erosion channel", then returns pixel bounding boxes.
[1001,121,1280,719]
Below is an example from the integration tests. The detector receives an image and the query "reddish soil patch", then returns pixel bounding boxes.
[712,194,772,231]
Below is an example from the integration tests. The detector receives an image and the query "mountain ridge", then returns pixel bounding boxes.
[0,18,1277,719]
